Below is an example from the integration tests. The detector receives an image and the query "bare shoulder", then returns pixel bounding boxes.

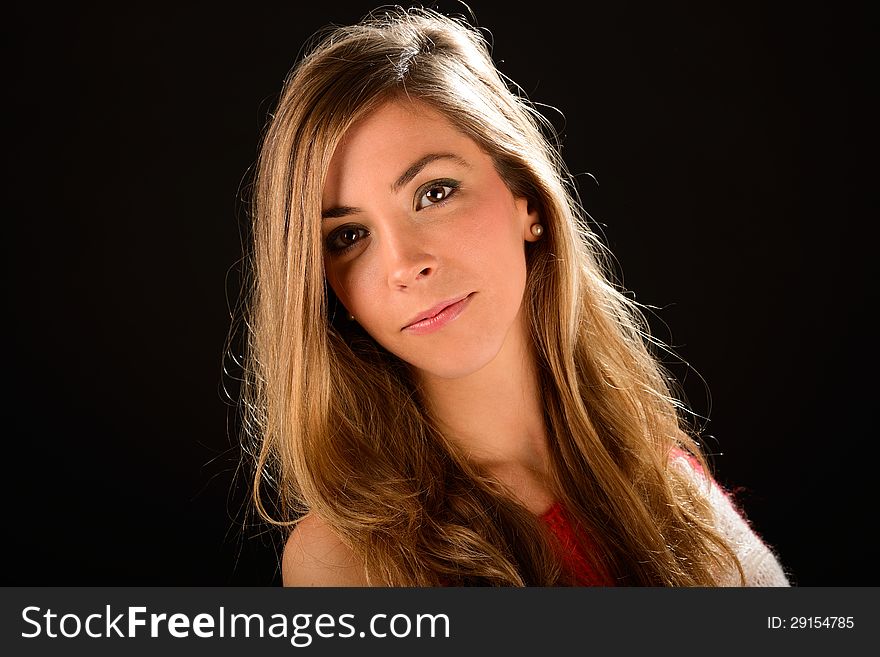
[282,512,370,587]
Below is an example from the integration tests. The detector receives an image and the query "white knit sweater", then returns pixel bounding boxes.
[671,452,792,587]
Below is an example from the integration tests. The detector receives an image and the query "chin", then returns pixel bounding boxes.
[405,341,505,381]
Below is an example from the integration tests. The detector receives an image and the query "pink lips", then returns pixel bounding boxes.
[402,293,474,335]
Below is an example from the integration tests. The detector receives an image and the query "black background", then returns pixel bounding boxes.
[6,1,873,586]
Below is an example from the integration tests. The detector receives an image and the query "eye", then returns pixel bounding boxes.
[326,225,369,253]
[415,179,459,210]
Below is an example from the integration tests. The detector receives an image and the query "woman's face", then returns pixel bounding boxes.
[322,98,540,381]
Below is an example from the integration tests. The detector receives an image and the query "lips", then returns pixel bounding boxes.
[402,293,474,334]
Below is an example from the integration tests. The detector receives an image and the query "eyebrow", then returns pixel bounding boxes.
[391,152,469,193]
[321,205,361,220]
[321,152,469,220]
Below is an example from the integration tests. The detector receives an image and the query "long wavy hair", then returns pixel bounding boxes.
[240,6,744,585]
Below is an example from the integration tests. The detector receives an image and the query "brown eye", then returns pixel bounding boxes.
[340,228,360,244]
[426,186,449,201]
[415,180,459,210]
[327,225,369,252]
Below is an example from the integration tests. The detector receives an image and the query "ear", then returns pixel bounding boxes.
[517,196,542,242]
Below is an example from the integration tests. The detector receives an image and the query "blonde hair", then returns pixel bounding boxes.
[240,6,744,585]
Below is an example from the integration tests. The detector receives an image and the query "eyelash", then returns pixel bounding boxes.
[324,179,461,255]
[325,225,369,254]
[415,179,460,210]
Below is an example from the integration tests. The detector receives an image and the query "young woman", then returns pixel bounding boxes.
[240,6,790,586]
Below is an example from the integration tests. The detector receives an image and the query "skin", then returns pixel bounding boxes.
[322,98,536,380]
[283,97,555,585]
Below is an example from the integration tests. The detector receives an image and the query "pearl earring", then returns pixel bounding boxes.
[530,223,544,238]
[348,312,355,321]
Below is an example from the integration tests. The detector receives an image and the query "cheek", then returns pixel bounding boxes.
[324,259,352,311]
[325,258,378,316]
[456,199,526,279]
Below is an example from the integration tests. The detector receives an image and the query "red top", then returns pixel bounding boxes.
[539,502,615,586]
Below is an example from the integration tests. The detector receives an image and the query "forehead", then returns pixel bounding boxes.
[323,99,482,201]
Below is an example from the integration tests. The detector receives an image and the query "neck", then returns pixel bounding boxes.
[416,310,550,478]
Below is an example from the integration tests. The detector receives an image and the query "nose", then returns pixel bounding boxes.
[381,226,437,289]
